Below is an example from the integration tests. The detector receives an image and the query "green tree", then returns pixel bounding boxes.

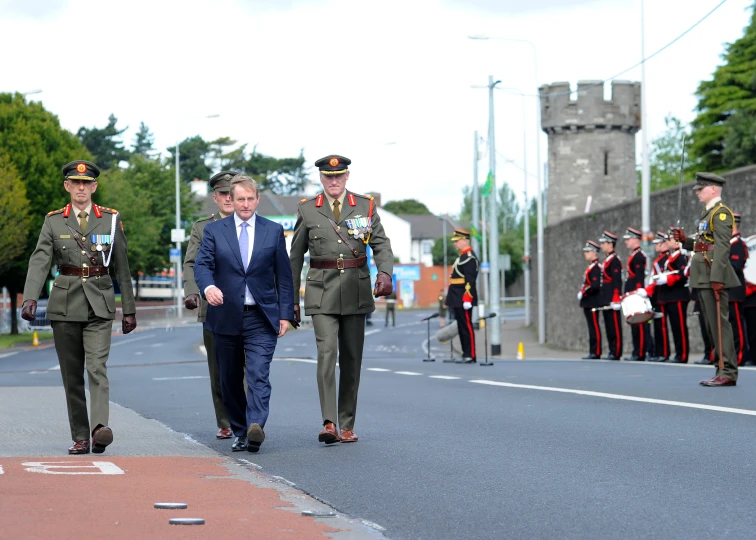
[96,156,201,294]
[244,148,311,195]
[77,114,131,170]
[0,154,31,286]
[723,110,756,168]
[690,8,756,172]
[131,122,156,158]
[168,135,213,184]
[431,236,459,266]
[0,93,90,334]
[635,115,691,194]
[383,199,432,215]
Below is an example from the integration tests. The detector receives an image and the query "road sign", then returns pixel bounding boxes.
[394,265,421,281]
[499,254,511,271]
[169,248,181,263]
[480,261,490,274]
[171,229,186,243]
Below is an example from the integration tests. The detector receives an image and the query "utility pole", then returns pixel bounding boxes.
[487,75,502,356]
[640,0,653,272]
[472,130,480,258]
[174,140,182,318]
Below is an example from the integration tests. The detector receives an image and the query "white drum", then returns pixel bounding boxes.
[621,293,653,325]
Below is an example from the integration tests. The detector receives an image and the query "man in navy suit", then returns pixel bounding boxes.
[195,175,295,453]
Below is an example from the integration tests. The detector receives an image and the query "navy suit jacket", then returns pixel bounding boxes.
[194,214,295,335]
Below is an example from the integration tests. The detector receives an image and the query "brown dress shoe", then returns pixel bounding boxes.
[340,429,359,443]
[701,376,736,387]
[68,440,90,455]
[318,422,341,444]
[216,427,234,439]
[92,426,113,454]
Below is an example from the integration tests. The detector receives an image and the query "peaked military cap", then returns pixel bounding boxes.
[652,231,669,244]
[693,171,726,191]
[622,227,642,240]
[583,240,600,252]
[62,160,100,181]
[450,228,471,241]
[734,212,741,224]
[315,155,351,176]
[598,230,617,243]
[209,171,238,193]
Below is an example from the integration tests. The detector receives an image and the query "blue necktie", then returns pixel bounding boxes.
[239,222,249,271]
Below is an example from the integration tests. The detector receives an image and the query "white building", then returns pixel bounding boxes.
[398,214,458,266]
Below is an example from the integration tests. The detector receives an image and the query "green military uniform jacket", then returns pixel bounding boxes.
[183,213,220,322]
[290,191,394,315]
[683,199,740,289]
[23,203,136,321]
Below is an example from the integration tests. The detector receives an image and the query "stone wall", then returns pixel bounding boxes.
[525,164,756,353]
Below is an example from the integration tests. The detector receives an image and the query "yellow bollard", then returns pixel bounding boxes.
[32,331,39,347]
[516,341,525,360]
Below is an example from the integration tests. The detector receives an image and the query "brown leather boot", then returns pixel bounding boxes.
[318,422,340,444]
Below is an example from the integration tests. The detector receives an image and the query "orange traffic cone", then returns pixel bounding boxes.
[516,341,525,360]
[32,331,39,347]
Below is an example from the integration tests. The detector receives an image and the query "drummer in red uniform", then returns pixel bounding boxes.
[622,227,651,361]
[578,240,603,359]
[729,213,749,365]
[653,231,690,363]
[599,231,623,360]
[637,232,671,362]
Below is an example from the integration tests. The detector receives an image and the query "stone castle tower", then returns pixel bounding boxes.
[539,80,641,225]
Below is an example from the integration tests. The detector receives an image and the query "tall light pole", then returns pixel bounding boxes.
[472,130,480,258]
[498,87,530,326]
[487,75,502,356]
[640,0,652,251]
[174,114,220,316]
[469,34,544,343]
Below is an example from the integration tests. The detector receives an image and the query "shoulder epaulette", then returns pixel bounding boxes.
[299,195,320,204]
[99,206,118,214]
[196,214,215,222]
[46,206,67,217]
[300,198,307,203]
[352,193,373,200]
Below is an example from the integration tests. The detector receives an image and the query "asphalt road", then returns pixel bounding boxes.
[3,310,756,539]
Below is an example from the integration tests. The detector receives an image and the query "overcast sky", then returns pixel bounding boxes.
[1,0,751,216]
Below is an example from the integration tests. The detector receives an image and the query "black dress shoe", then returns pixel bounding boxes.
[694,358,713,365]
[582,354,600,360]
[666,358,683,363]
[231,436,248,452]
[605,354,620,361]
[455,357,476,364]
[246,423,265,453]
[623,355,644,361]
[650,357,669,362]
[743,360,756,366]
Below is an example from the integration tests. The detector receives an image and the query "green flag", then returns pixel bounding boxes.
[480,171,494,198]
[470,226,481,243]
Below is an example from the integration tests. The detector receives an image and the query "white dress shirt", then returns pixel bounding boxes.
[205,213,257,305]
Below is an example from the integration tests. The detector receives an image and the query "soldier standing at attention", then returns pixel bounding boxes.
[21,160,137,454]
[622,227,650,361]
[446,229,480,364]
[599,231,623,360]
[578,240,602,359]
[653,234,690,363]
[290,155,394,444]
[385,291,397,327]
[182,171,238,441]
[639,232,671,361]
[672,172,740,386]
[728,213,749,365]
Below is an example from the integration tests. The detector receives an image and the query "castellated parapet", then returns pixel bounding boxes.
[540,80,641,225]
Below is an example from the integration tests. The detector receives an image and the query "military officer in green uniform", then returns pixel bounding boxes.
[290,155,394,444]
[183,171,238,440]
[21,160,137,454]
[672,172,740,386]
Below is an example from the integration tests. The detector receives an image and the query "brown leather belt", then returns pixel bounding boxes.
[694,243,715,252]
[449,278,465,285]
[310,256,367,270]
[59,265,109,277]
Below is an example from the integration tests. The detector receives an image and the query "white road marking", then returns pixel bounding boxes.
[367,368,392,372]
[150,342,164,347]
[395,371,422,376]
[429,375,461,380]
[0,465,3,475]
[274,358,317,364]
[0,351,19,359]
[365,329,382,336]
[152,376,209,381]
[45,364,60,371]
[111,334,155,347]
[200,345,206,355]
[470,379,756,417]
[23,461,125,475]
[135,351,143,356]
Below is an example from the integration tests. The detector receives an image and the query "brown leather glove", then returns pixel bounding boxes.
[21,300,37,322]
[184,293,200,310]
[291,304,301,329]
[711,281,724,301]
[373,272,393,298]
[122,314,137,334]
[670,226,686,244]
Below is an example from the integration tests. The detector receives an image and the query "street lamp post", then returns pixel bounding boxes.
[442,217,448,293]
[487,75,502,356]
[469,35,544,343]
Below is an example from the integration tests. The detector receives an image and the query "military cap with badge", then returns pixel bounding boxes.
[209,171,238,192]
